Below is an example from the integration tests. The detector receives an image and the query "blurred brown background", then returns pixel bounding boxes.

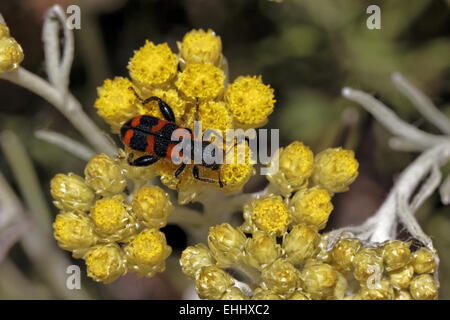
[0,0,449,299]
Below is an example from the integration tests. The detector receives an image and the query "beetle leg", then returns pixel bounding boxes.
[194,98,199,122]
[218,171,223,188]
[175,163,187,178]
[144,96,176,123]
[129,154,160,167]
[128,87,176,122]
[193,165,218,184]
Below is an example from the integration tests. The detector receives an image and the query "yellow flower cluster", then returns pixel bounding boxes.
[180,141,439,300]
[0,22,24,73]
[94,29,275,201]
[51,153,173,283]
[267,142,358,195]
[181,215,439,300]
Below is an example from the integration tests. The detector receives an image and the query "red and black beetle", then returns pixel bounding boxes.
[120,87,223,187]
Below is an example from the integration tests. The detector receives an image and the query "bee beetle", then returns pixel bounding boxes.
[120,87,224,187]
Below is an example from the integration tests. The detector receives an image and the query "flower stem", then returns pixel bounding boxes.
[0,68,116,156]
[0,130,52,237]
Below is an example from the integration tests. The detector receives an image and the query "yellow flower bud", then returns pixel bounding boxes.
[50,173,95,213]
[288,290,310,300]
[279,141,314,182]
[353,247,383,282]
[244,231,282,270]
[124,228,172,277]
[261,259,300,297]
[220,140,254,194]
[53,212,97,258]
[301,260,347,300]
[311,147,359,194]
[389,264,414,289]
[195,266,234,300]
[90,195,136,240]
[220,163,255,194]
[395,290,412,300]
[267,141,314,194]
[132,185,173,228]
[221,287,247,300]
[175,63,225,101]
[0,24,10,39]
[128,41,178,90]
[179,29,222,66]
[183,100,233,136]
[331,238,361,272]
[180,244,215,280]
[208,223,246,267]
[84,154,127,196]
[252,287,281,300]
[94,77,141,133]
[290,187,333,230]
[381,240,411,272]
[409,274,438,300]
[84,243,127,284]
[358,280,394,300]
[316,234,332,263]
[0,37,24,73]
[225,75,275,128]
[412,248,436,274]
[283,224,320,266]
[242,195,291,236]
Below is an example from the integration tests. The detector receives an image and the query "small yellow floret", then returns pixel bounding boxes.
[220,163,254,194]
[208,223,246,267]
[243,195,291,236]
[311,147,359,194]
[196,266,234,300]
[301,261,346,300]
[267,141,314,194]
[0,37,24,73]
[128,41,178,90]
[0,24,10,39]
[261,258,300,297]
[290,187,333,230]
[125,228,172,277]
[53,212,97,257]
[180,243,215,280]
[409,274,438,300]
[220,140,254,194]
[94,77,141,133]
[50,173,95,213]
[84,153,127,196]
[84,244,126,284]
[179,29,222,65]
[175,63,225,101]
[283,224,320,266]
[244,231,282,270]
[132,185,173,228]
[90,196,135,239]
[226,76,275,127]
[412,248,436,274]
[280,141,314,181]
[183,100,233,136]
